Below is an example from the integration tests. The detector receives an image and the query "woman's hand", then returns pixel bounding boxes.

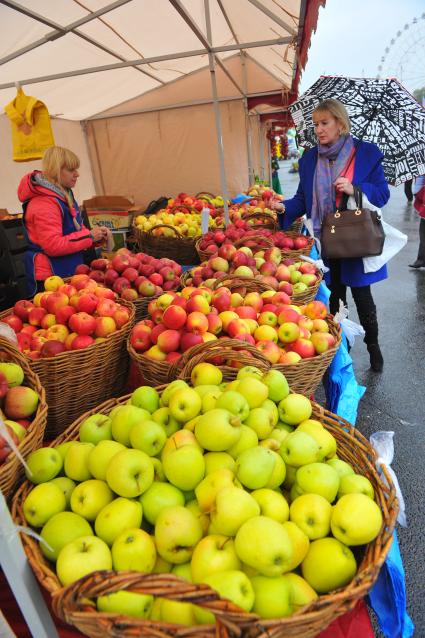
[334,177,354,196]
[271,199,285,213]
[90,227,107,243]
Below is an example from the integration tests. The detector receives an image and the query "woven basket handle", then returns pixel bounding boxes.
[147,223,183,238]
[175,337,270,381]
[168,204,200,215]
[195,191,216,199]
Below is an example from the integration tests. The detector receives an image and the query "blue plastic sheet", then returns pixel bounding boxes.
[315,279,414,638]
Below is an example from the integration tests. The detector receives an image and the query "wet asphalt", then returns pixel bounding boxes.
[279,160,424,636]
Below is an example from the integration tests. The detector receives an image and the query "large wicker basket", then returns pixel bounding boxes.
[132,294,160,323]
[241,211,278,232]
[280,231,315,260]
[1,300,135,439]
[195,231,274,263]
[0,336,47,498]
[290,270,323,306]
[11,394,397,638]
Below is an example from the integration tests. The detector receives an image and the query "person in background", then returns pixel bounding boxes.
[271,155,283,195]
[18,146,109,295]
[404,178,413,203]
[272,99,390,372]
[409,174,425,269]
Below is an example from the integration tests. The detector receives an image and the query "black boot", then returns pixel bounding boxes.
[367,344,384,372]
[409,259,425,268]
[410,220,425,268]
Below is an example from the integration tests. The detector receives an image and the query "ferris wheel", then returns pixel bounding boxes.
[377,12,425,96]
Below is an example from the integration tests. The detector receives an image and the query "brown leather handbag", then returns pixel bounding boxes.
[321,187,385,259]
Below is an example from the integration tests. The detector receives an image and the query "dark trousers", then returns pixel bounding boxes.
[404,179,413,202]
[328,260,379,345]
[416,218,425,262]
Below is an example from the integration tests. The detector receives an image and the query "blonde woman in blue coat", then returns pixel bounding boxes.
[274,99,390,372]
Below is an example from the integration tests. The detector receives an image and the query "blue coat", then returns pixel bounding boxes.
[280,139,390,287]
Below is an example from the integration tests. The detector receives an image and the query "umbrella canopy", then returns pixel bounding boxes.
[289,76,425,186]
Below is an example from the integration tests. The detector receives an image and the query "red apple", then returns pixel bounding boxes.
[97,299,118,318]
[28,307,47,327]
[277,307,302,325]
[162,305,187,330]
[71,335,95,350]
[77,293,99,314]
[304,300,328,320]
[91,258,109,271]
[16,332,31,351]
[46,324,69,343]
[13,300,35,321]
[94,316,117,337]
[45,292,69,315]
[180,332,203,352]
[157,329,181,353]
[113,277,131,295]
[288,338,316,359]
[74,264,90,275]
[40,340,67,358]
[69,312,97,336]
[256,340,281,364]
[2,314,23,333]
[120,288,138,302]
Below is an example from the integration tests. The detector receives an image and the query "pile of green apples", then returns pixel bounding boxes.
[21,364,383,624]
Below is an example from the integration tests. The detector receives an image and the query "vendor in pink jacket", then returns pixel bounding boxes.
[18,146,108,295]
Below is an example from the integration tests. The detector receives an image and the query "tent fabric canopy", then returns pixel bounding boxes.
[0,0,323,121]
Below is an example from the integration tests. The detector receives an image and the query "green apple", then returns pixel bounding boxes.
[337,474,375,499]
[194,409,241,451]
[282,464,298,490]
[140,482,185,525]
[331,493,383,545]
[326,458,355,479]
[5,420,26,442]
[260,399,279,426]
[259,438,280,452]
[40,511,93,562]
[269,427,290,445]
[201,390,221,413]
[182,415,200,432]
[185,500,210,535]
[163,445,205,491]
[279,431,320,467]
[244,408,274,440]
[236,378,268,408]
[250,574,292,618]
[155,506,203,564]
[193,570,255,624]
[160,380,188,407]
[251,488,289,523]
[195,468,235,512]
[160,598,196,624]
[23,482,66,527]
[235,516,293,576]
[55,441,76,461]
[236,366,263,381]
[204,452,236,475]
[172,561,192,581]
[281,520,310,570]
[49,476,76,507]
[224,379,240,392]
[278,394,312,425]
[261,369,290,402]
[112,527,156,572]
[97,591,153,618]
[210,486,260,536]
[131,385,160,413]
[111,405,151,446]
[56,535,112,586]
[236,447,286,490]
[289,493,332,540]
[297,419,337,459]
[64,442,95,482]
[95,497,143,546]
[191,534,241,583]
[70,479,114,521]
[152,407,180,437]
[151,457,165,481]
[169,388,202,422]
[282,572,318,611]
[227,425,258,459]
[25,447,63,484]
[191,362,223,387]
[215,391,250,421]
[194,384,222,399]
[152,556,172,574]
[129,419,166,456]
[106,449,154,497]
[79,413,112,444]
[301,537,357,594]
[87,440,125,481]
[161,430,202,460]
[296,462,340,502]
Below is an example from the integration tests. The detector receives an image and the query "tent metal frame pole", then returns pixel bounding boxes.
[246,0,298,37]
[203,0,230,225]
[0,36,292,90]
[240,52,254,186]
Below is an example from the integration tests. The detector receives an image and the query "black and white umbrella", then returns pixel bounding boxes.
[289,76,425,186]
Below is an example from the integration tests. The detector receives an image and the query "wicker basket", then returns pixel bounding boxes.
[0,300,135,439]
[133,294,160,323]
[11,395,397,638]
[276,315,341,396]
[211,274,276,295]
[134,222,200,265]
[290,270,323,306]
[280,231,315,260]
[241,211,278,232]
[0,337,47,498]
[289,217,305,233]
[127,336,181,387]
[234,233,274,252]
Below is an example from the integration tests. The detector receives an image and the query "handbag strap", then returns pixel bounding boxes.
[337,186,362,212]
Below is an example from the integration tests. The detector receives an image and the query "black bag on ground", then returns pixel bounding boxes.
[321,187,385,259]
[143,197,170,216]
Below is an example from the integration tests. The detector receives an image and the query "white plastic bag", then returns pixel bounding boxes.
[370,431,406,527]
[0,322,18,344]
[333,300,365,347]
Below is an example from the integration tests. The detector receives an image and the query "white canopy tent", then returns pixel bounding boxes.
[0,0,324,212]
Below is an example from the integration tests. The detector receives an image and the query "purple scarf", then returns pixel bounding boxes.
[311,135,355,237]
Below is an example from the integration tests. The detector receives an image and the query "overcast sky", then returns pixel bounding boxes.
[300,0,425,95]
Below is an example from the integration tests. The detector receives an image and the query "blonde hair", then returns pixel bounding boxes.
[42,146,80,211]
[312,99,351,135]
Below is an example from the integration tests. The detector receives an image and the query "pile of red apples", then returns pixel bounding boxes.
[1,275,131,359]
[130,287,336,366]
[74,249,181,302]
[197,226,310,257]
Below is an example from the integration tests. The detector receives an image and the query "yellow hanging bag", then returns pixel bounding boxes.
[4,87,55,161]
